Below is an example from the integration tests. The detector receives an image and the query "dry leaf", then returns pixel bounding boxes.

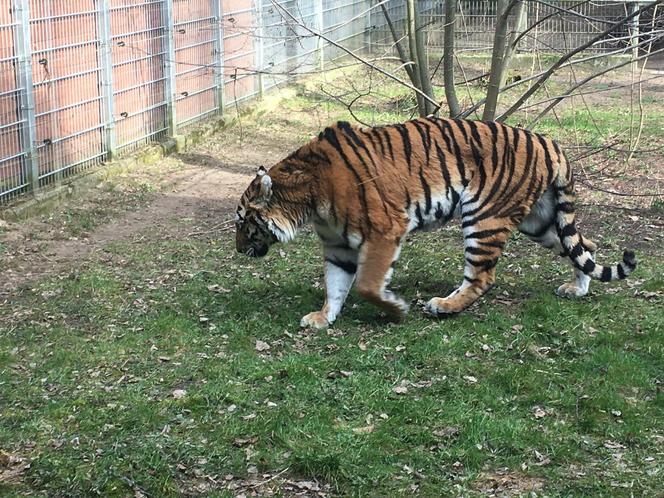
[392,385,409,394]
[172,389,187,399]
[352,424,375,434]
[604,440,626,450]
[433,426,460,438]
[533,406,547,419]
[255,340,270,352]
[463,375,478,384]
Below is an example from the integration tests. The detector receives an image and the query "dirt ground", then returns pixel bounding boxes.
[1,65,663,300]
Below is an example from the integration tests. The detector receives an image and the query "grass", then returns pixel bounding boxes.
[1,61,663,496]
[1,226,662,497]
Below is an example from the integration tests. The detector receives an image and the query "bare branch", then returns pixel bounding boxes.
[527,45,664,128]
[497,1,662,122]
[268,0,441,114]
[379,3,416,84]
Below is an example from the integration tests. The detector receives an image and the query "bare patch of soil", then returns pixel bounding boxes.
[473,468,545,497]
[1,160,253,296]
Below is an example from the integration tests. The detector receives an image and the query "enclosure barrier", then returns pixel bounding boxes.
[0,1,647,203]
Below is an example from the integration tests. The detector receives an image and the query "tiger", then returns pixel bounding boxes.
[235,118,637,329]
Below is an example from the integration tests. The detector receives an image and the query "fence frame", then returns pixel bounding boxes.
[97,0,116,159]
[11,0,39,194]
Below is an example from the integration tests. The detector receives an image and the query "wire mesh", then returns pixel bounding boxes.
[0,10,25,202]
[372,1,643,55]
[0,0,654,203]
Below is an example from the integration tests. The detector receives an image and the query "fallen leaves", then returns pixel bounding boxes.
[255,340,270,352]
[433,426,459,439]
[392,385,409,395]
[327,370,353,379]
[172,389,187,399]
[463,375,478,384]
[352,424,375,434]
[533,406,547,419]
[0,450,30,484]
[603,440,626,450]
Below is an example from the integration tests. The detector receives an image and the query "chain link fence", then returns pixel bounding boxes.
[0,0,649,203]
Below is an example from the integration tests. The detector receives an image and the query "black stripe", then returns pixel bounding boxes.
[453,119,469,143]
[443,121,468,186]
[383,128,395,162]
[536,134,554,183]
[582,259,596,274]
[557,202,575,213]
[322,127,372,232]
[412,120,431,165]
[373,129,386,156]
[465,120,483,146]
[466,227,510,239]
[560,224,576,238]
[419,169,432,214]
[512,126,521,153]
[465,257,498,271]
[601,266,613,281]
[477,239,506,249]
[415,202,424,228]
[487,121,500,174]
[569,243,584,258]
[617,264,626,279]
[395,124,413,173]
[325,257,357,275]
[465,246,494,256]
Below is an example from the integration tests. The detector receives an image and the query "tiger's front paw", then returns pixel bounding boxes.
[425,297,459,317]
[300,311,330,329]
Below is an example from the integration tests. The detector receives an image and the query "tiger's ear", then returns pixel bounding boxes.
[258,173,272,202]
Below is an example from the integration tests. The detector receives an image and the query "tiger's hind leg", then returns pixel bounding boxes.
[520,198,597,298]
[426,220,513,316]
[355,237,408,322]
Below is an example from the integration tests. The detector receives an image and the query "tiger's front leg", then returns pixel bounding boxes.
[355,238,408,322]
[300,245,357,329]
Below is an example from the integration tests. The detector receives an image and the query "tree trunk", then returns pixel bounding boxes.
[407,0,435,116]
[483,0,510,121]
[499,0,528,88]
[444,0,460,117]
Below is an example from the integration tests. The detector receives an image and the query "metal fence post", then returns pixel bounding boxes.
[97,0,116,159]
[162,0,178,136]
[255,0,265,98]
[12,0,39,195]
[316,0,324,71]
[212,0,225,114]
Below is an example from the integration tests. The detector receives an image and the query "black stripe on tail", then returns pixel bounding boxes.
[553,161,637,282]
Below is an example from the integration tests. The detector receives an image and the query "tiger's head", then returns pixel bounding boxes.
[236,141,325,257]
[235,166,279,258]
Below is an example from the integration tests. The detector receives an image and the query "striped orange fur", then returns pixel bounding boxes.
[235,118,637,328]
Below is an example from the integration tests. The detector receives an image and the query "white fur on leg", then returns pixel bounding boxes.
[301,251,356,329]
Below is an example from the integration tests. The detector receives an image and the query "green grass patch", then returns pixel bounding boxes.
[1,227,662,497]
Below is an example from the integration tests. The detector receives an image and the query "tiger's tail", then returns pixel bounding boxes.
[553,156,637,282]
